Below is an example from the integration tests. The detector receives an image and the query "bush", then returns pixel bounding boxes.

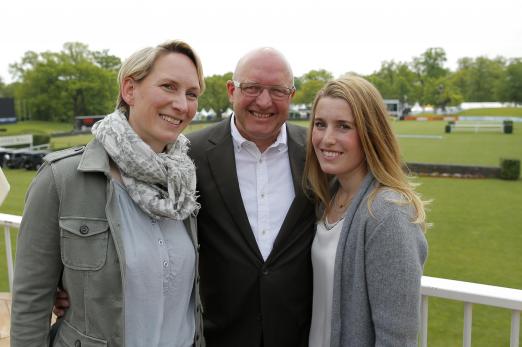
[33,134,51,146]
[500,159,520,180]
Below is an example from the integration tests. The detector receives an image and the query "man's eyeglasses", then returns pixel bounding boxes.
[232,80,295,100]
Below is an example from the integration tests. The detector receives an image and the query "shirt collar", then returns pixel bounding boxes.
[230,114,288,152]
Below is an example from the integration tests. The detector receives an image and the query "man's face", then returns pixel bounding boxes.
[227,51,294,152]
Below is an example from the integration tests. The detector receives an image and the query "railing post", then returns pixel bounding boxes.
[511,310,520,347]
[4,225,14,291]
[463,302,473,347]
[420,295,428,347]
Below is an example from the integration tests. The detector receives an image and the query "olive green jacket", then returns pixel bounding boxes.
[10,139,204,347]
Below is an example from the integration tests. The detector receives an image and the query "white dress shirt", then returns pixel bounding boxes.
[230,115,295,260]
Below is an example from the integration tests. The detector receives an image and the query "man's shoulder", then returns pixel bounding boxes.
[187,119,229,143]
[187,119,231,157]
[286,123,308,149]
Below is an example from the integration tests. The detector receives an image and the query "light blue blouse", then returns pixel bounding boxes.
[112,181,195,347]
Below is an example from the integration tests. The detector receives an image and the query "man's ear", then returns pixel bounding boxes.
[290,88,296,100]
[226,80,235,103]
[121,77,136,106]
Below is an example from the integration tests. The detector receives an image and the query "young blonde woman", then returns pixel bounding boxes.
[304,76,428,347]
[11,40,205,347]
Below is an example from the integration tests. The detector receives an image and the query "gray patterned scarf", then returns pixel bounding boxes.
[92,110,199,220]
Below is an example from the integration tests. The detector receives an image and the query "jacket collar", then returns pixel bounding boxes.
[77,139,111,176]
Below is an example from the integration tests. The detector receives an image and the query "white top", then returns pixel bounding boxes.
[230,115,295,260]
[113,181,196,347]
[309,217,343,347]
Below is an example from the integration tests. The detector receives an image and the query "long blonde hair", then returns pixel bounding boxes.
[303,75,427,230]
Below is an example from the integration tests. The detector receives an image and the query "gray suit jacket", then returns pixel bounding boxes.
[188,119,315,347]
[330,173,428,347]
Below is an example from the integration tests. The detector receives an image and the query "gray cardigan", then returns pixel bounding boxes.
[330,173,428,347]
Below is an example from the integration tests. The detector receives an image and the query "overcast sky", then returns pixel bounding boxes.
[1,0,521,84]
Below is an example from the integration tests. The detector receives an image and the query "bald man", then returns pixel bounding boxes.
[188,48,315,347]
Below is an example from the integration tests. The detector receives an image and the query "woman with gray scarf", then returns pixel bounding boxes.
[11,40,205,347]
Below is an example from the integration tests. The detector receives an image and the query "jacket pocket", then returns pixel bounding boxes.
[60,217,109,271]
[54,319,107,347]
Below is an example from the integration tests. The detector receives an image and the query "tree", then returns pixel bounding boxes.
[502,58,522,105]
[412,47,449,81]
[411,48,450,107]
[8,42,120,122]
[198,72,233,119]
[451,57,506,102]
[365,61,416,103]
[293,69,333,105]
[91,49,121,72]
[0,77,5,97]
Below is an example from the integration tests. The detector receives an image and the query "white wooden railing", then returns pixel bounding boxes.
[1,213,521,346]
[0,213,20,292]
[421,276,522,347]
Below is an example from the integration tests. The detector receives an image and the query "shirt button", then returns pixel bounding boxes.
[158,239,164,246]
[261,193,265,198]
[79,225,89,235]
[163,261,168,268]
[262,230,266,235]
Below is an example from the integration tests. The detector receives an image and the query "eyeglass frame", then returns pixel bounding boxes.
[231,80,295,100]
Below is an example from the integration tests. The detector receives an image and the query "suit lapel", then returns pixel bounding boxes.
[205,120,263,260]
[269,124,311,262]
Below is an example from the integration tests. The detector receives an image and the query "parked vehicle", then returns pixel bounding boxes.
[3,149,26,169]
[0,147,13,167]
[1,149,49,170]
[23,150,49,170]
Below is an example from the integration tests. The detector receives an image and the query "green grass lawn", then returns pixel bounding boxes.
[51,134,94,150]
[416,177,522,346]
[0,115,521,346]
[393,121,522,166]
[0,120,73,135]
[458,107,522,117]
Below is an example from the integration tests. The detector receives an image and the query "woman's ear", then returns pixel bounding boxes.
[121,77,136,106]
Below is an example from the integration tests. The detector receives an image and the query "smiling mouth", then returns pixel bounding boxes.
[321,150,343,158]
[160,113,182,125]
[250,111,273,119]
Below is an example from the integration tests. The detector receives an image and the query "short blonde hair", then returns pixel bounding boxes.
[303,75,427,230]
[116,39,205,114]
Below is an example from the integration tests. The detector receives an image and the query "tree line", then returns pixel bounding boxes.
[0,44,521,123]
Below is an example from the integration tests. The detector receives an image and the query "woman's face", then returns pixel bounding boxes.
[124,52,201,153]
[311,96,367,182]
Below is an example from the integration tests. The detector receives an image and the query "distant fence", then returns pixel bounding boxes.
[0,135,33,148]
[406,162,501,179]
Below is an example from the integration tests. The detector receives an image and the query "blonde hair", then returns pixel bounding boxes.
[116,39,205,114]
[303,75,428,230]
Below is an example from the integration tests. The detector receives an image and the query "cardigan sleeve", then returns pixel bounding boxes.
[364,206,428,347]
[10,163,63,346]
